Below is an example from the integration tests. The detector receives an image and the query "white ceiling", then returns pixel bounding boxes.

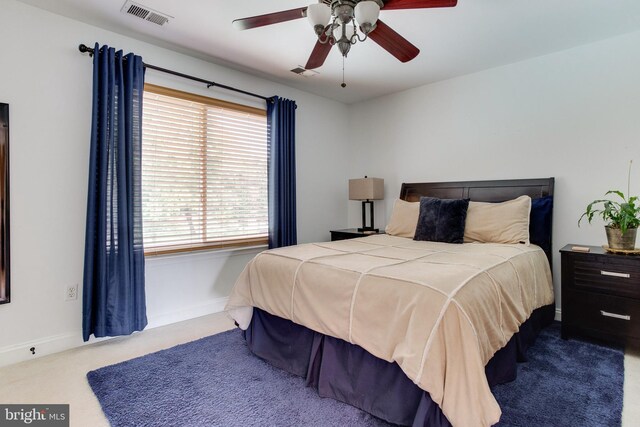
[17,0,640,104]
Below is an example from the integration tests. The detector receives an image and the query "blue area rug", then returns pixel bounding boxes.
[87,322,624,427]
[493,323,623,426]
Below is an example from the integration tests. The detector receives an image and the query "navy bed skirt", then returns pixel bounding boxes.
[243,304,556,426]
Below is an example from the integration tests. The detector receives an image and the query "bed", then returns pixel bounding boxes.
[226,178,555,427]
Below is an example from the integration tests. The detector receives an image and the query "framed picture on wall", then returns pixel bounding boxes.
[0,103,9,304]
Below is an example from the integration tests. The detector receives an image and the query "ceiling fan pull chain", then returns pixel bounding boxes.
[341,56,347,88]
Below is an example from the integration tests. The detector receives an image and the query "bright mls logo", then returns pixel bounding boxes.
[0,405,69,426]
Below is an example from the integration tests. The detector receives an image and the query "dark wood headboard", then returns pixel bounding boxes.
[400,178,554,203]
[399,178,555,266]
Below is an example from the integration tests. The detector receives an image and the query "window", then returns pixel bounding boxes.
[142,84,268,255]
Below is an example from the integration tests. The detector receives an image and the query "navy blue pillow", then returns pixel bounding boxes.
[530,196,553,255]
[414,197,469,244]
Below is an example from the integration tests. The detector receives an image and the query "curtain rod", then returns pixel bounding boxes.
[78,44,271,102]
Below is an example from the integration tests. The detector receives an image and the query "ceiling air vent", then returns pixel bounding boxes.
[290,67,319,78]
[121,1,173,26]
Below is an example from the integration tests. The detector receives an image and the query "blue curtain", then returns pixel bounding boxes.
[267,97,297,249]
[82,44,147,341]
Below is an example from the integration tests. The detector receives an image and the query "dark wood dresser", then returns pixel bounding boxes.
[330,229,384,241]
[560,244,640,346]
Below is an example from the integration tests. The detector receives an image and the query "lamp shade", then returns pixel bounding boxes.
[349,177,384,201]
[307,3,331,28]
[354,1,380,26]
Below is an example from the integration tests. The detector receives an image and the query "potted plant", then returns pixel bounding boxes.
[579,161,640,250]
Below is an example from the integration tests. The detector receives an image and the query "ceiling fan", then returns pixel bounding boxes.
[233,0,458,72]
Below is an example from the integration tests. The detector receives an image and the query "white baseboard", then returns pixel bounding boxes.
[555,307,562,321]
[0,296,229,368]
[0,332,83,368]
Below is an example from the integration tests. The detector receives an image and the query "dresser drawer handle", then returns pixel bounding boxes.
[600,270,630,278]
[600,310,631,321]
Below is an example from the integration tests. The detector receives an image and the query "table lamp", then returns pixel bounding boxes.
[349,176,384,232]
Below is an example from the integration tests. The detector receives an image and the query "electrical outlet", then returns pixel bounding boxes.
[65,284,78,301]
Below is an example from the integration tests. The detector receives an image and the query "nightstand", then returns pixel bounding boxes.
[330,228,384,241]
[560,244,640,346]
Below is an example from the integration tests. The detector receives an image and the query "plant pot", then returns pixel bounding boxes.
[605,226,638,250]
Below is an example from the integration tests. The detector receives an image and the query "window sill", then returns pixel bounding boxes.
[144,243,267,261]
[145,237,268,257]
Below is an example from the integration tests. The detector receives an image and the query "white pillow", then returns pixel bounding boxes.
[464,195,531,245]
[385,199,420,238]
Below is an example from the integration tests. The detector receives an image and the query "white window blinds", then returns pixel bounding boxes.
[141,84,268,254]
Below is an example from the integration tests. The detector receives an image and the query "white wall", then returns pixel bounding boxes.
[347,29,640,306]
[0,0,351,366]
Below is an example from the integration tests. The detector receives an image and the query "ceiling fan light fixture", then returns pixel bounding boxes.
[332,22,356,43]
[333,23,356,56]
[354,0,381,34]
[307,2,331,35]
[334,3,355,24]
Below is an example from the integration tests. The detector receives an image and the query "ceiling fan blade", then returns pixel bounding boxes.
[368,20,420,63]
[305,39,333,70]
[233,7,307,30]
[382,0,457,10]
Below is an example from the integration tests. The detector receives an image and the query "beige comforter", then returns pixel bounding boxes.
[226,234,554,427]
